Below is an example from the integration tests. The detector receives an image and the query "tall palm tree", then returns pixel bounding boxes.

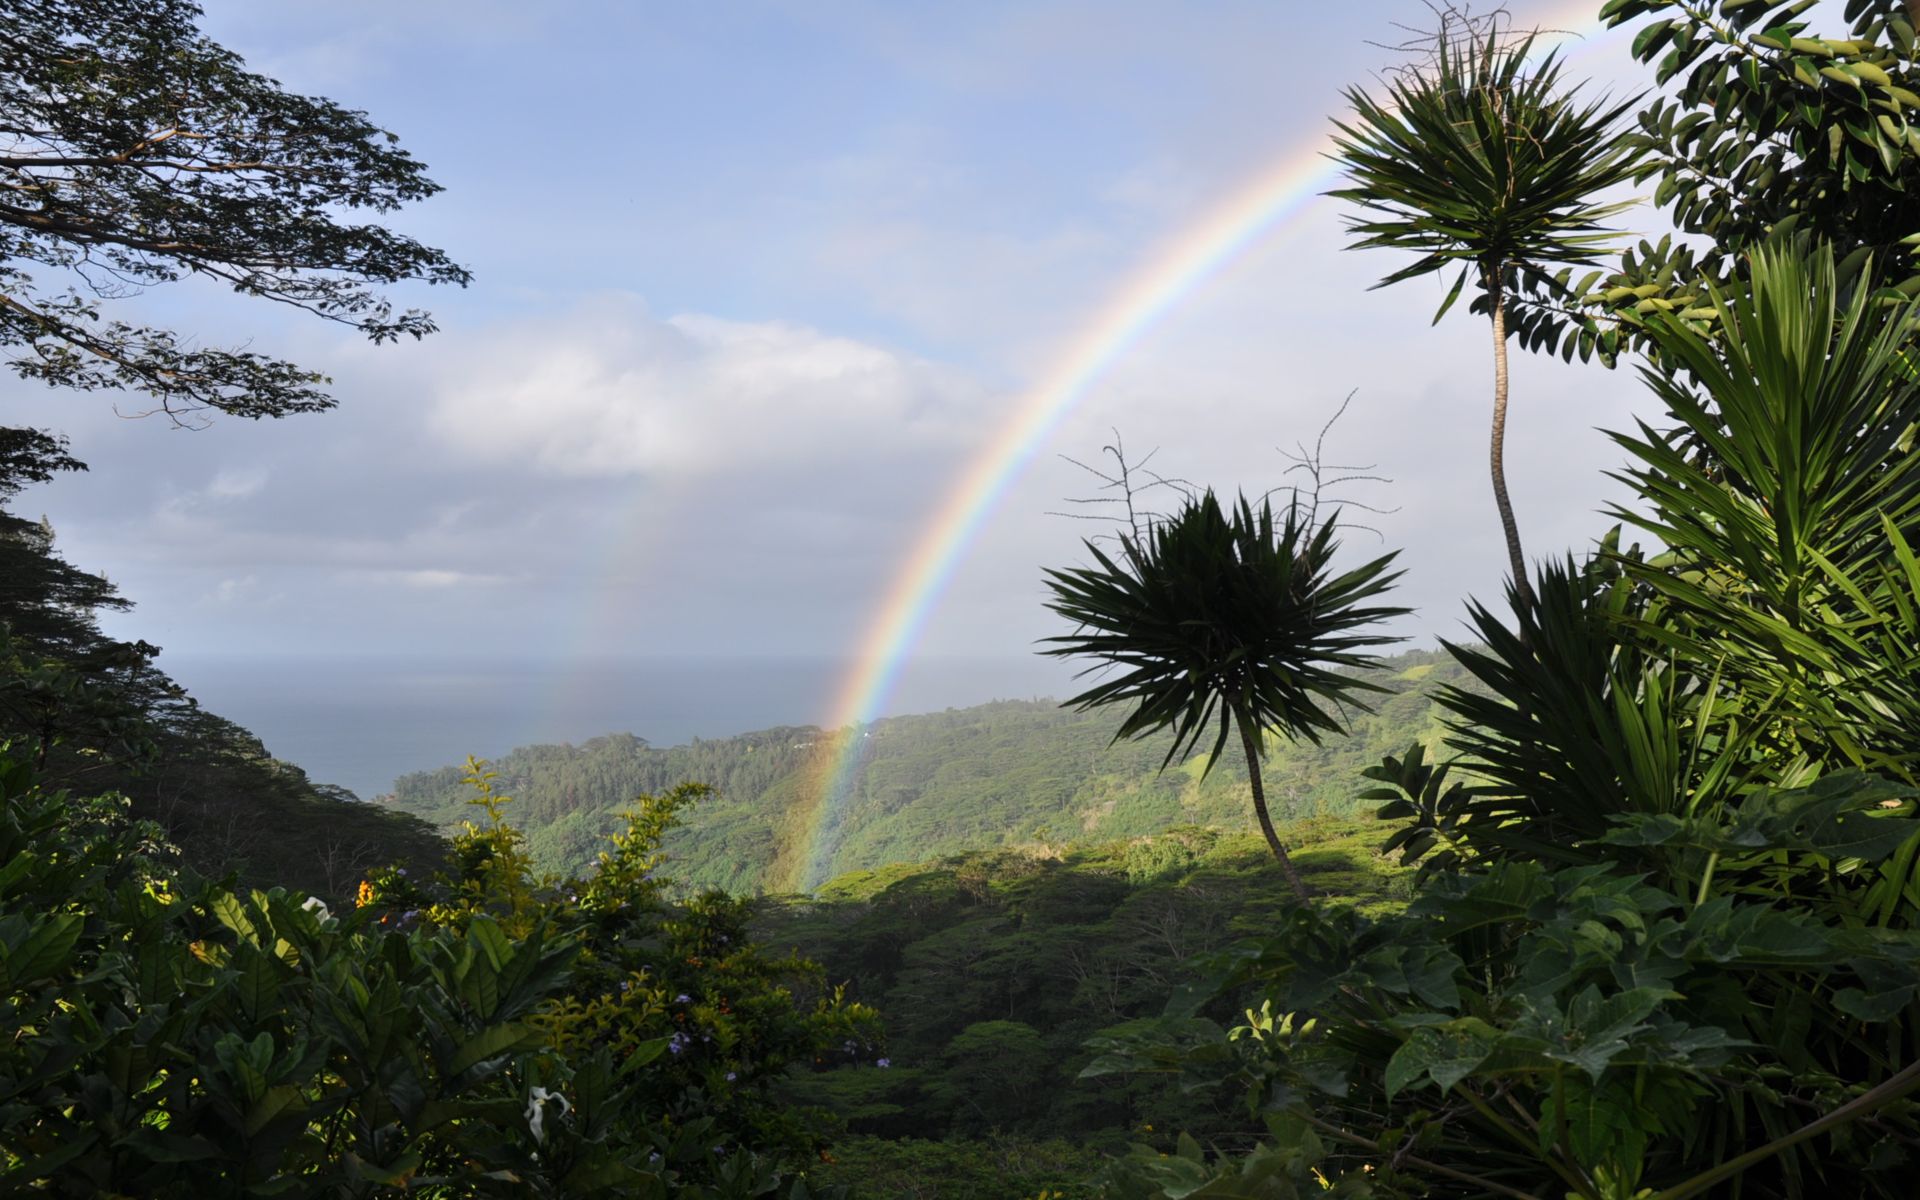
[1041,492,1404,899]
[1331,19,1641,608]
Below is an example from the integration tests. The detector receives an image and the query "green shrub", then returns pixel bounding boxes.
[1086,774,1920,1197]
[0,747,871,1197]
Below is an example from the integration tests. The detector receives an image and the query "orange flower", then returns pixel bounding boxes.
[356,880,375,908]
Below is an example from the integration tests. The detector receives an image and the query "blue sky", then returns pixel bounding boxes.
[8,0,1664,728]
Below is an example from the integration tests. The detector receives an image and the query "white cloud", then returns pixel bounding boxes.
[206,468,268,499]
[397,569,505,589]
[427,296,987,478]
[207,575,259,605]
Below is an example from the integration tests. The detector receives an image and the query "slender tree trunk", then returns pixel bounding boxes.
[1487,272,1536,610]
[1236,708,1310,901]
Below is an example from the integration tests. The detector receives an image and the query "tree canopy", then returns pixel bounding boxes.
[1503,0,1920,362]
[0,0,467,421]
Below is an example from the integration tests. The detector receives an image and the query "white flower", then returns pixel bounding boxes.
[525,1086,570,1143]
[300,897,331,922]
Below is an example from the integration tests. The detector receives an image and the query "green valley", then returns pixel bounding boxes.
[378,649,1471,892]
[767,817,1409,1197]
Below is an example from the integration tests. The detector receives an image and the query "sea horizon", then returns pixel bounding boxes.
[161,652,1080,801]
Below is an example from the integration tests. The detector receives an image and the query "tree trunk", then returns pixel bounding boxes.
[1236,708,1310,901]
[1487,273,1536,611]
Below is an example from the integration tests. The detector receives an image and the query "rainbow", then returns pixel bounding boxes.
[786,2,1626,891]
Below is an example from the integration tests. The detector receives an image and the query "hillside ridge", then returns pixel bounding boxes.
[380,647,1472,892]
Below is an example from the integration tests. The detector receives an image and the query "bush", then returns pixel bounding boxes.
[0,748,873,1197]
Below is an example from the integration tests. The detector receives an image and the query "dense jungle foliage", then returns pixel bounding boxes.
[0,750,873,1196]
[766,820,1408,1194]
[11,0,1920,1196]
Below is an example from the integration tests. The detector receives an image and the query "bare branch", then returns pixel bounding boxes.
[1268,391,1398,541]
[1049,431,1199,547]
[1053,396,1396,548]
[1369,3,1584,86]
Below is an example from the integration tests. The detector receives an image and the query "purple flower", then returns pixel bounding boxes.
[676,993,691,1004]
[668,1033,690,1055]
[876,1057,891,1069]
[725,1071,737,1082]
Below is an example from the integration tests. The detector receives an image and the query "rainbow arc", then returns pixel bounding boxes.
[787,3,1626,891]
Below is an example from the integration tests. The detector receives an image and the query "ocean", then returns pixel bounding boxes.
[161,653,1080,800]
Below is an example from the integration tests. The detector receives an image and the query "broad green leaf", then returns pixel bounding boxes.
[448,1021,539,1078]
[234,946,282,1022]
[345,1151,423,1187]
[1385,1023,1495,1096]
[1,913,82,985]
[211,892,260,945]
[244,1084,308,1136]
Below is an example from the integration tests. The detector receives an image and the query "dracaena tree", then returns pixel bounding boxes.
[1331,13,1642,608]
[1041,491,1404,899]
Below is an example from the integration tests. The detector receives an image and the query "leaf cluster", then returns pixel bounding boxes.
[1329,24,1642,330]
[1150,816,1920,1198]
[1507,0,1920,361]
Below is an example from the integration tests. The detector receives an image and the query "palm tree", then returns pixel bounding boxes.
[1041,492,1405,899]
[1330,17,1641,608]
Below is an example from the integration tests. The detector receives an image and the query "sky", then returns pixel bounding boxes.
[6,0,1672,749]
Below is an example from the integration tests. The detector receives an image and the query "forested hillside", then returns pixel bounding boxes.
[381,647,1471,891]
[0,431,447,900]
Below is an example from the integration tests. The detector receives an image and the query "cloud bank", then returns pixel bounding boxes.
[428,297,984,477]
